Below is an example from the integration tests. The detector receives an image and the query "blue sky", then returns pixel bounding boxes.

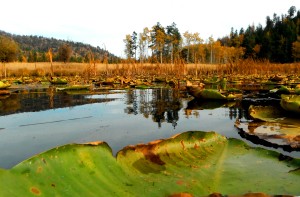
[0,0,298,57]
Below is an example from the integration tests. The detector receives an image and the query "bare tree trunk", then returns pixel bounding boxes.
[171,44,173,64]
[4,63,6,79]
[195,53,198,78]
[187,47,189,63]
[160,51,162,64]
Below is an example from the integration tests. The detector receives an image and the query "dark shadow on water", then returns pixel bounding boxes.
[187,99,237,110]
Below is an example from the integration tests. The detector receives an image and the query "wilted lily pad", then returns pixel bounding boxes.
[237,105,300,148]
[0,131,300,196]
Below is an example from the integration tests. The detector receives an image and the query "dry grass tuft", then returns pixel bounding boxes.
[1,61,299,80]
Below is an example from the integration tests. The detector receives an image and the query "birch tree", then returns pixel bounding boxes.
[124,34,134,60]
[183,31,192,63]
[138,28,149,63]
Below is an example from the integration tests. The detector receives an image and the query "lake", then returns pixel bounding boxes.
[0,87,299,169]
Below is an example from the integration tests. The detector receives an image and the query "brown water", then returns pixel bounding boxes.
[0,87,299,169]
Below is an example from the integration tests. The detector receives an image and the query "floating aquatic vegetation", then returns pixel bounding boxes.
[0,131,299,196]
[270,85,291,95]
[0,81,11,89]
[187,86,242,100]
[236,105,300,149]
[50,77,68,85]
[56,84,91,91]
[280,94,300,114]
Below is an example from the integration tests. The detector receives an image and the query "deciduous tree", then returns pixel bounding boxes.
[124,34,134,60]
[47,48,54,76]
[0,35,19,63]
[58,44,72,63]
[292,36,300,61]
[138,28,149,64]
[183,31,192,63]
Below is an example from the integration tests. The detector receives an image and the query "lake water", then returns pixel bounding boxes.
[0,87,299,169]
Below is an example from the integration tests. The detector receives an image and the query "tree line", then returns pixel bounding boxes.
[124,6,300,64]
[0,31,120,63]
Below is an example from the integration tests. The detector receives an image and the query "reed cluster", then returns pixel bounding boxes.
[1,60,299,80]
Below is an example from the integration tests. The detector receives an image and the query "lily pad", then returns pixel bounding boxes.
[0,81,11,89]
[187,86,242,100]
[280,94,300,114]
[0,131,300,196]
[269,86,291,95]
[199,89,227,99]
[56,85,91,91]
[249,105,283,122]
[50,77,68,85]
[237,105,300,148]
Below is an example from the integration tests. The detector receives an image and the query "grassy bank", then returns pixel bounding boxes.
[1,60,300,79]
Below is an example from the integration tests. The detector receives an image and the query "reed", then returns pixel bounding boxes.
[1,61,299,80]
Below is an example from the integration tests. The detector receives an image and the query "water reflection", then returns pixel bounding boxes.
[124,89,181,128]
[0,88,115,116]
[185,99,248,121]
[0,87,299,169]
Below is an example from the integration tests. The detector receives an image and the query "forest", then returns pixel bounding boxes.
[0,30,120,63]
[124,6,300,64]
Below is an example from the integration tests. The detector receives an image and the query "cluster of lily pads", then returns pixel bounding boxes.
[0,75,183,93]
[187,74,300,151]
[0,74,300,195]
[0,131,299,196]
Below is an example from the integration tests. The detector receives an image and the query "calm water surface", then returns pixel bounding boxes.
[0,88,299,169]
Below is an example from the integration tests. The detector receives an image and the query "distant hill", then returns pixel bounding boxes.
[0,30,120,63]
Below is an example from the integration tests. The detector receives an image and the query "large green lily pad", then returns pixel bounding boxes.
[0,131,300,196]
[0,81,11,89]
[237,105,300,148]
[187,87,241,100]
[249,105,283,122]
[281,94,300,114]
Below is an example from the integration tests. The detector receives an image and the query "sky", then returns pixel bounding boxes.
[0,0,299,57]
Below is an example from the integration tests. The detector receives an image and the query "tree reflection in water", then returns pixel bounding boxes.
[124,89,181,128]
[0,88,114,116]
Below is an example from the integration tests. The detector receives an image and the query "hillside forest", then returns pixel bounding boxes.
[0,31,120,64]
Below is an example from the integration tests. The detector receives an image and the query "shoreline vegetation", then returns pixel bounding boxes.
[1,61,299,80]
